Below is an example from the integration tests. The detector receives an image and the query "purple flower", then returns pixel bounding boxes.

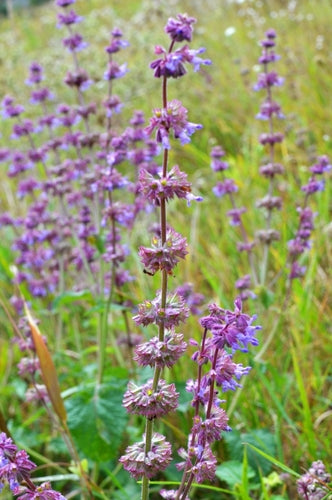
[150,45,211,79]
[210,146,229,172]
[226,207,246,226]
[145,99,202,148]
[25,62,43,85]
[17,482,66,499]
[123,379,179,418]
[2,96,24,118]
[139,228,188,275]
[256,99,284,120]
[134,331,187,368]
[164,13,196,42]
[177,443,217,483]
[301,177,325,194]
[212,179,238,198]
[191,405,229,444]
[64,69,92,90]
[310,155,332,174]
[200,298,260,352]
[175,283,205,315]
[133,290,189,328]
[103,95,123,116]
[138,165,193,205]
[297,460,331,500]
[253,71,284,91]
[55,0,75,7]
[119,433,172,480]
[103,61,128,80]
[30,88,54,105]
[57,9,82,26]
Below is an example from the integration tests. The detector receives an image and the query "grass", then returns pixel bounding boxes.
[0,0,331,499]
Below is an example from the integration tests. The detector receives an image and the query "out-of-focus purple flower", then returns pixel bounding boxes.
[64,69,92,90]
[119,433,172,480]
[103,95,123,117]
[256,99,284,120]
[57,9,82,27]
[63,32,87,52]
[25,384,50,404]
[105,29,129,53]
[210,146,229,172]
[301,177,325,194]
[30,88,54,105]
[8,152,32,178]
[253,71,284,91]
[309,155,332,175]
[165,13,196,42]
[2,96,24,118]
[25,62,43,85]
[175,283,205,315]
[226,207,246,226]
[259,132,284,145]
[17,179,40,199]
[55,0,75,7]
[212,179,238,198]
[104,61,128,80]
[259,162,284,178]
[297,460,331,500]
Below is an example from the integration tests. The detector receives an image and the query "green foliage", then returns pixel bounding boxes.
[66,378,129,462]
[0,0,331,498]
[224,429,277,479]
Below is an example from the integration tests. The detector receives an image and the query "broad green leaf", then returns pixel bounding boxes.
[224,429,276,477]
[216,460,255,488]
[66,379,128,462]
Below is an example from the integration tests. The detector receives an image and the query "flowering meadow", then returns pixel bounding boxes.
[0,0,331,499]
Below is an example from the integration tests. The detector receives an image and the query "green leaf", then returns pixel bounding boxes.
[52,290,95,309]
[216,460,255,489]
[224,429,276,477]
[66,378,128,462]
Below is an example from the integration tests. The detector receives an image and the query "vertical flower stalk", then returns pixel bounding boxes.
[253,29,285,286]
[210,145,258,293]
[119,14,210,499]
[164,299,260,500]
[287,155,331,283]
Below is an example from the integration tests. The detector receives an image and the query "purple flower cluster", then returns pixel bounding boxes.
[210,145,256,298]
[0,0,159,310]
[120,13,208,489]
[297,460,331,500]
[168,298,260,498]
[254,28,285,247]
[0,432,65,499]
[288,155,331,280]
